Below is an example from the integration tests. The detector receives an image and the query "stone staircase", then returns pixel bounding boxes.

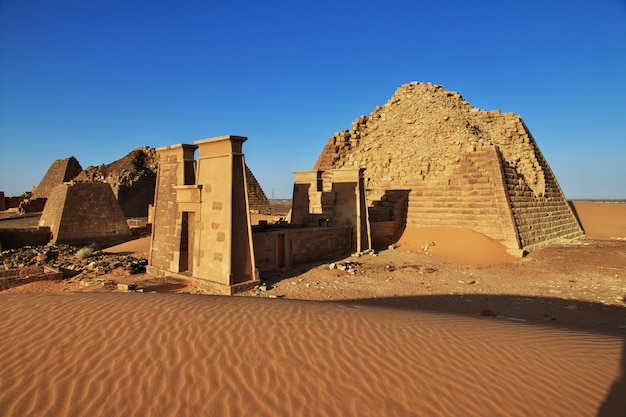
[405,146,517,247]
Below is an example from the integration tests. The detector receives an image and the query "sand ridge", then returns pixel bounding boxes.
[0,293,624,417]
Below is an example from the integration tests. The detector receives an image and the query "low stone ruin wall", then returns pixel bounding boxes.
[4,196,26,210]
[0,227,51,250]
[0,265,63,291]
[253,226,352,273]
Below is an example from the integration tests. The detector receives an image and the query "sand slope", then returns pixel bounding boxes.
[0,293,623,417]
[397,226,517,264]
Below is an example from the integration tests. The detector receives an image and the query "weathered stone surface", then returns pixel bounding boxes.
[311,82,584,252]
[148,136,260,293]
[31,156,83,200]
[39,182,133,247]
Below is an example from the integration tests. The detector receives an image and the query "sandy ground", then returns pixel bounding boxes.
[1,293,624,417]
[1,201,625,416]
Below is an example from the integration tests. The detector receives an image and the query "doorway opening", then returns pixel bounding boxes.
[179,211,195,273]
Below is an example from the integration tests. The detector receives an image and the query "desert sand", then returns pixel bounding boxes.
[0,201,625,416]
[0,293,624,417]
[573,201,626,239]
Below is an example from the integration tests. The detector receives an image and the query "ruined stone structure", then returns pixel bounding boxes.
[76,147,159,218]
[39,182,132,247]
[147,136,259,294]
[299,82,583,254]
[31,156,83,200]
[291,169,370,252]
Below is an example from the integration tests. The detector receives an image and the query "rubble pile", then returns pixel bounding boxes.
[75,147,158,187]
[1,244,147,278]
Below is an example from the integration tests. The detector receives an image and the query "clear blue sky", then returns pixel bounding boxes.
[1,0,625,199]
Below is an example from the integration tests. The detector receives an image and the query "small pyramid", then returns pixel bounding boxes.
[245,165,272,215]
[39,182,132,247]
[32,156,83,200]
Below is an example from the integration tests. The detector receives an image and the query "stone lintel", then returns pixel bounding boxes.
[174,185,202,203]
[155,143,198,158]
[293,170,321,184]
[195,136,248,156]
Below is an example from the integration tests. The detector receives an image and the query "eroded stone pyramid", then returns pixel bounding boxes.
[314,82,584,252]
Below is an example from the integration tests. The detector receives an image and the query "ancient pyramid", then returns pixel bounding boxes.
[31,156,83,200]
[245,165,272,215]
[313,82,584,253]
[39,182,132,247]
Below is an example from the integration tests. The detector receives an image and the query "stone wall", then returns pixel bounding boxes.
[253,226,353,273]
[0,227,51,250]
[0,266,62,291]
[312,82,583,252]
[19,198,47,213]
[5,196,27,210]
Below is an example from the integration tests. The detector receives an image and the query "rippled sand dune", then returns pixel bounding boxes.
[0,293,623,416]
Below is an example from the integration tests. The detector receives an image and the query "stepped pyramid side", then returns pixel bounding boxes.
[32,157,83,200]
[313,82,583,252]
[39,182,132,247]
[245,165,272,215]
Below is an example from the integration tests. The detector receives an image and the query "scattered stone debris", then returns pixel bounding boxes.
[422,241,436,252]
[351,249,376,257]
[254,282,273,294]
[0,244,148,279]
[329,261,361,274]
[117,283,138,292]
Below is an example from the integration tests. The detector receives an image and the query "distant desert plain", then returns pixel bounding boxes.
[1,200,625,416]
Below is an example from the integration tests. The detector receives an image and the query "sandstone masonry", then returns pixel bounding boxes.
[310,82,584,253]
